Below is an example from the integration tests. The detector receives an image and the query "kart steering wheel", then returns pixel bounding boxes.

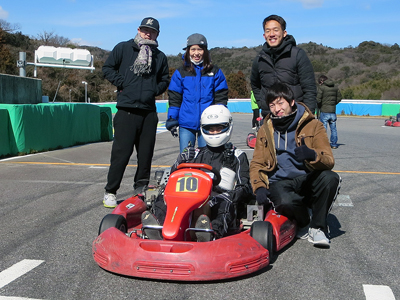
[177,163,221,186]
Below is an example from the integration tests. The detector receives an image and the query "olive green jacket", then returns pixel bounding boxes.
[317,80,342,113]
[250,103,335,192]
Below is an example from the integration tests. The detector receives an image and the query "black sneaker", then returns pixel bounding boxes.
[141,211,162,240]
[195,215,213,242]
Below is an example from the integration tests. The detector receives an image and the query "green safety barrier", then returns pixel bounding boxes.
[382,103,400,117]
[0,109,13,156]
[0,103,112,157]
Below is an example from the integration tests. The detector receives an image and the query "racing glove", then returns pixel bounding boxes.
[165,117,179,138]
[177,146,196,164]
[255,187,271,205]
[294,137,316,161]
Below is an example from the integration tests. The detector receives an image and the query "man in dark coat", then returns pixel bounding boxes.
[317,75,342,149]
[102,17,170,208]
[250,15,317,117]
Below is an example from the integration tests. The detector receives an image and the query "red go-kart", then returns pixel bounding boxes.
[247,117,263,148]
[92,163,296,281]
[384,115,400,127]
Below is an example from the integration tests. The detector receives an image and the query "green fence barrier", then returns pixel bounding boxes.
[0,103,112,157]
[0,109,13,156]
[381,103,400,116]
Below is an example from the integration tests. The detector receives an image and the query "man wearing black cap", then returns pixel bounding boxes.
[102,17,170,208]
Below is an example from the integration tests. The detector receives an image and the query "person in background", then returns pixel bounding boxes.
[143,105,252,242]
[250,82,341,248]
[102,17,170,208]
[166,33,229,153]
[317,75,342,149]
[251,90,260,130]
[250,14,317,118]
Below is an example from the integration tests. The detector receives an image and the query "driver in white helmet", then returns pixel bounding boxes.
[142,105,253,241]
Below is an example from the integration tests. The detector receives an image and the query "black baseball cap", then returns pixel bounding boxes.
[139,17,160,33]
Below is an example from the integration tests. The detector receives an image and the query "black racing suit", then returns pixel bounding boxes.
[154,143,253,238]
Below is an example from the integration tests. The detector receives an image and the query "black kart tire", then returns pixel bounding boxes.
[98,214,127,235]
[250,221,274,257]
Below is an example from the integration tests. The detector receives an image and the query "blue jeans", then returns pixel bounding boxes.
[179,127,206,153]
[319,112,338,147]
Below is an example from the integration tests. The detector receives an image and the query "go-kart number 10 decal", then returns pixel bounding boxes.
[176,176,198,192]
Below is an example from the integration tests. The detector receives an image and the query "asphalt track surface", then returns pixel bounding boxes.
[0,113,399,300]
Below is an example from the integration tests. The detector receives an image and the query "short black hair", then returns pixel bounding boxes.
[265,82,294,105]
[319,75,328,84]
[263,15,286,31]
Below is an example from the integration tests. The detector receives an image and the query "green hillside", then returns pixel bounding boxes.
[1,21,399,102]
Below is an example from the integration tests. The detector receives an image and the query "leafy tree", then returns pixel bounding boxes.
[342,88,354,99]
[0,28,15,74]
[226,71,249,98]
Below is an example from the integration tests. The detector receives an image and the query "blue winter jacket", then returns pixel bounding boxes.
[167,63,228,130]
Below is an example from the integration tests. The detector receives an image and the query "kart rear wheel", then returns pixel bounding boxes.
[98,214,127,235]
[250,221,274,257]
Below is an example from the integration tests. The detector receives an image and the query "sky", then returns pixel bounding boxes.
[1,0,399,56]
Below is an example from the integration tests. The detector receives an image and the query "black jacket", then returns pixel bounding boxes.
[103,39,170,111]
[250,35,317,116]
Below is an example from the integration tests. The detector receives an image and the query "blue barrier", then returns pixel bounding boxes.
[336,102,382,116]
[97,99,400,117]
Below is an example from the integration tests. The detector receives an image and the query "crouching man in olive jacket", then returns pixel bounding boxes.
[250,82,341,248]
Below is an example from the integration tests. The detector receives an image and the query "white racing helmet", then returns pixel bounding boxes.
[200,105,233,147]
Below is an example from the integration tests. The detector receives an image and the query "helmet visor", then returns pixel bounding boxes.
[201,123,230,135]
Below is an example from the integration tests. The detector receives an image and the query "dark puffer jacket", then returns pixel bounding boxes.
[250,35,317,116]
[317,80,342,113]
[102,39,170,111]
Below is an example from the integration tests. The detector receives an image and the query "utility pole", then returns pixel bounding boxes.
[82,81,87,103]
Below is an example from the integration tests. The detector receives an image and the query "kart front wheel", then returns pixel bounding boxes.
[250,221,274,257]
[98,214,127,235]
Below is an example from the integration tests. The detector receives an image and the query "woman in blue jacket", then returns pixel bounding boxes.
[166,33,229,153]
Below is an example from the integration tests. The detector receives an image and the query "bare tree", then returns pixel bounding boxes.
[0,19,21,33]
[36,30,70,47]
[36,30,56,45]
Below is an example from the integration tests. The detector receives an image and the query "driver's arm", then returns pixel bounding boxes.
[171,146,197,173]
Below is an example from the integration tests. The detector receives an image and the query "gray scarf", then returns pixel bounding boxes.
[131,33,158,75]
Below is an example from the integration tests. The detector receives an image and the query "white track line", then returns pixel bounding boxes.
[334,194,354,207]
[0,260,44,289]
[363,285,396,300]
